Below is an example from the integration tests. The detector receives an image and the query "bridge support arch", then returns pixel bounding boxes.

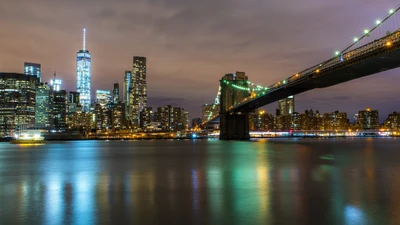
[220,112,250,140]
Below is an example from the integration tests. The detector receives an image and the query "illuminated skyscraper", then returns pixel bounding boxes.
[24,62,41,82]
[50,79,62,91]
[278,96,295,116]
[358,108,379,129]
[96,90,111,108]
[35,83,52,128]
[123,71,131,103]
[129,56,147,127]
[52,90,68,131]
[0,73,37,136]
[123,71,131,122]
[76,29,91,112]
[113,83,119,103]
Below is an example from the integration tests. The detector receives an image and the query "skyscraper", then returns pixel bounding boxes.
[68,92,80,105]
[50,79,62,91]
[0,73,38,136]
[76,29,91,112]
[129,56,147,127]
[35,83,52,128]
[123,71,131,122]
[24,62,41,82]
[113,83,119,103]
[52,90,68,131]
[95,90,111,108]
[278,96,295,116]
[123,71,131,103]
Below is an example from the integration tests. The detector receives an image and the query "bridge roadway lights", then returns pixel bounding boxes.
[219,112,250,140]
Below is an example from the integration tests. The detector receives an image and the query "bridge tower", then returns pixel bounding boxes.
[219,72,251,140]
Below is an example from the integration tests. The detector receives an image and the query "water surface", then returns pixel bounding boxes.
[1,138,400,225]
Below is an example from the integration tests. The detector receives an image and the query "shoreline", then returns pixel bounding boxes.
[2,136,397,142]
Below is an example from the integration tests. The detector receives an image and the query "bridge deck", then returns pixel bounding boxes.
[233,40,400,112]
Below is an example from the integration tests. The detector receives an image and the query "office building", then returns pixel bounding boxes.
[52,90,68,131]
[24,62,41,81]
[123,71,131,103]
[123,71,132,122]
[384,112,400,129]
[140,107,153,128]
[278,96,295,116]
[0,73,38,136]
[68,92,80,105]
[76,29,91,112]
[113,83,119,103]
[50,79,62,91]
[155,105,189,131]
[35,83,52,128]
[96,90,111,109]
[111,102,126,130]
[358,108,379,129]
[299,109,323,130]
[323,111,348,130]
[129,56,147,127]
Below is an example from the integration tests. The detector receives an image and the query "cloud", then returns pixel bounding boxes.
[0,0,399,120]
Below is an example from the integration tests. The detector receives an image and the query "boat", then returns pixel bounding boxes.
[10,131,45,144]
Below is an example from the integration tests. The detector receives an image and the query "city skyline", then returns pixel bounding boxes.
[1,0,400,119]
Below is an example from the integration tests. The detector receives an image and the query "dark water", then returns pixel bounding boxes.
[1,139,400,225]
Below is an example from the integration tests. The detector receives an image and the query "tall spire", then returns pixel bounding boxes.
[83,28,86,51]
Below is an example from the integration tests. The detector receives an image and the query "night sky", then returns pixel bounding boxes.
[1,0,399,121]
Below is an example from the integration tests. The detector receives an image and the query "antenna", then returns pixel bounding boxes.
[83,28,86,51]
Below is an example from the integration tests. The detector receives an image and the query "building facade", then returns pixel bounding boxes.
[129,56,147,127]
[113,83,119,103]
[358,108,379,129]
[384,112,400,130]
[140,107,153,129]
[35,83,52,128]
[96,90,111,108]
[277,96,295,116]
[52,90,68,131]
[50,79,62,91]
[111,102,126,131]
[323,111,348,130]
[155,105,189,131]
[76,29,91,112]
[24,62,41,82]
[0,73,37,136]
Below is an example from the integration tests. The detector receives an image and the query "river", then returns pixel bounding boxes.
[1,138,400,225]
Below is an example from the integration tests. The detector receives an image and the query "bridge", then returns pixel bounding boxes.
[201,6,400,140]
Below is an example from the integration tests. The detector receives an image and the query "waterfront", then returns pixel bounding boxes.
[1,139,400,225]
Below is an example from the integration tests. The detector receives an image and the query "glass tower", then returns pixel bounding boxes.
[0,73,37,136]
[95,90,111,108]
[24,62,41,82]
[76,29,91,112]
[129,56,147,128]
[35,83,52,128]
[113,83,119,103]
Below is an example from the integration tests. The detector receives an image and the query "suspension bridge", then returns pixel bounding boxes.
[201,6,400,140]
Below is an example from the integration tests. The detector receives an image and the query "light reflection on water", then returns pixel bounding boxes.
[1,139,400,224]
